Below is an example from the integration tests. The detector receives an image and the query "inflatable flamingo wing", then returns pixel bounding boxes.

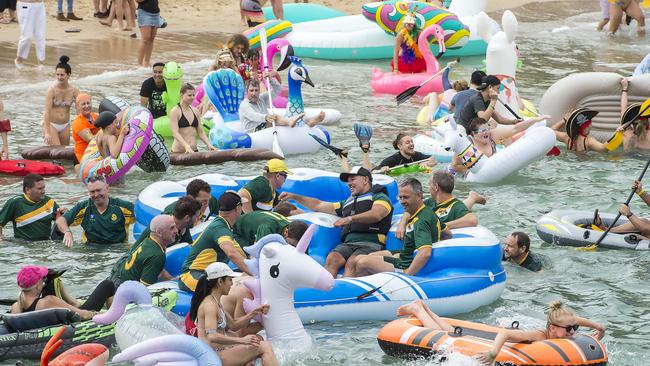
[93,281,151,325]
[112,334,221,366]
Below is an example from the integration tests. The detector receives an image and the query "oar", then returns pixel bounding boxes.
[396,58,459,106]
[309,133,348,158]
[498,98,561,156]
[260,28,284,158]
[579,158,650,251]
[604,98,650,151]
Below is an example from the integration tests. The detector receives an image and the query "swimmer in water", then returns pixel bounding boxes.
[93,111,130,159]
[169,83,216,153]
[42,56,79,146]
[551,108,623,153]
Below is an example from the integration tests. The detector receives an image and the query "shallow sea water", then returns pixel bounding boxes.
[1,1,649,365]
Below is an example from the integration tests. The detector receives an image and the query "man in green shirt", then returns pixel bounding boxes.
[179,191,251,292]
[0,174,61,241]
[135,196,202,247]
[163,178,219,223]
[56,175,134,246]
[350,178,449,277]
[235,210,309,246]
[239,159,291,212]
[279,166,393,277]
[110,215,178,286]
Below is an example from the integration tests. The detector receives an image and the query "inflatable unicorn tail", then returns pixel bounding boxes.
[93,281,152,325]
[112,334,221,366]
[204,69,245,122]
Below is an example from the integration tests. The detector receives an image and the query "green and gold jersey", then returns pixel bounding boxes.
[240,176,277,211]
[111,236,165,286]
[181,216,243,274]
[63,197,134,244]
[0,194,59,241]
[234,211,290,246]
[424,197,469,223]
[397,205,445,270]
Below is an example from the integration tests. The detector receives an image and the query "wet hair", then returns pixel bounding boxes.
[274,202,297,217]
[23,174,44,193]
[173,196,202,220]
[510,231,530,252]
[284,221,309,243]
[431,171,454,194]
[392,133,411,150]
[466,117,489,135]
[56,56,72,75]
[189,275,223,322]
[227,34,250,55]
[546,300,576,328]
[453,80,469,92]
[152,62,165,69]
[186,179,211,197]
[470,70,487,86]
[245,78,261,91]
[399,177,423,195]
[180,83,195,95]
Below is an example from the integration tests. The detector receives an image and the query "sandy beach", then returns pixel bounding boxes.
[0,0,568,51]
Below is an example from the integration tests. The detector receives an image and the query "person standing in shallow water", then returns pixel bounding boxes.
[42,56,79,146]
[136,0,161,67]
[140,62,167,119]
[14,0,46,69]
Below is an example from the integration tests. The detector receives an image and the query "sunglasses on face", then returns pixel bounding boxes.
[551,323,579,332]
[473,127,491,134]
[278,173,288,178]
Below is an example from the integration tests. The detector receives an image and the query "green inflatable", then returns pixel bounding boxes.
[152,62,183,138]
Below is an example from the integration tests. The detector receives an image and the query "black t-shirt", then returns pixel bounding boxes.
[375,151,431,170]
[458,92,490,129]
[139,77,167,118]
[138,0,160,14]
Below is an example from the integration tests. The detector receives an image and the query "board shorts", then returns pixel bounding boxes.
[383,255,407,271]
[332,241,383,260]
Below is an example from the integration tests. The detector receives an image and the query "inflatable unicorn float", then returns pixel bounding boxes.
[208,56,341,155]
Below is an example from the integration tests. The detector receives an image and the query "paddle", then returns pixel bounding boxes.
[604,98,650,152]
[260,28,284,158]
[309,133,348,158]
[396,58,459,106]
[580,158,650,251]
[497,98,561,156]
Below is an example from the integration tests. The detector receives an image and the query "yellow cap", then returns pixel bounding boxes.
[264,159,292,174]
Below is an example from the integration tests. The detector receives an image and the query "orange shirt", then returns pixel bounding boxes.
[72,113,99,163]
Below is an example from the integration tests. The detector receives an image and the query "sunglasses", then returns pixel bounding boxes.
[472,127,491,134]
[278,173,288,178]
[550,323,579,332]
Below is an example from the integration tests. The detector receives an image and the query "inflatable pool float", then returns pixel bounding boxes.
[436,117,555,184]
[378,316,608,365]
[540,73,650,141]
[208,60,339,155]
[99,96,170,173]
[132,167,399,238]
[536,209,650,250]
[41,326,109,366]
[151,62,184,137]
[0,308,115,362]
[263,3,346,23]
[79,106,153,184]
[0,159,65,176]
[152,222,505,321]
[371,24,451,96]
[244,19,293,51]
[21,146,76,163]
[111,334,221,366]
[260,38,294,109]
[169,149,281,166]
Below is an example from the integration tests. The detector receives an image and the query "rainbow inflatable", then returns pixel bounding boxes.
[244,19,293,50]
[362,0,470,50]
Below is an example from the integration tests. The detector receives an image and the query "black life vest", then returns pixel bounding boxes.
[340,184,393,241]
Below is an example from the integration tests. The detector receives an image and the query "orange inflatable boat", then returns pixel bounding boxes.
[41,326,109,366]
[378,317,608,366]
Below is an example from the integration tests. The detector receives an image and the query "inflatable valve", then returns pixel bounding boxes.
[162,62,184,115]
[0,119,11,133]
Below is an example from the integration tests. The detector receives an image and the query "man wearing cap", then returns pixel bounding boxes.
[457,75,521,129]
[179,191,252,292]
[163,178,219,224]
[450,70,486,122]
[94,110,130,159]
[0,173,62,241]
[55,175,134,246]
[238,159,291,213]
[235,210,309,247]
[279,166,393,277]
[135,196,202,247]
[71,93,99,164]
[110,215,178,286]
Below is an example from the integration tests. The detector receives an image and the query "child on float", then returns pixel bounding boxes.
[93,111,130,159]
[169,83,216,154]
[392,11,426,74]
[186,262,279,366]
[0,98,10,159]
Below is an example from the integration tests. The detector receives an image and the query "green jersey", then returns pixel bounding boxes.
[424,197,469,223]
[111,236,166,286]
[163,196,219,223]
[234,211,290,246]
[134,223,192,247]
[241,176,277,211]
[63,197,134,244]
[181,216,243,273]
[0,194,59,241]
[397,205,445,270]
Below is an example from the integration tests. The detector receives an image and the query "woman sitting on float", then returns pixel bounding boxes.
[551,108,623,153]
[397,299,606,365]
[170,83,216,154]
[392,11,426,74]
[94,111,130,158]
[199,49,241,115]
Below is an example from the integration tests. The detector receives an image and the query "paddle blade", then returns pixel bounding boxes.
[641,98,650,117]
[272,132,284,158]
[546,146,561,156]
[577,244,598,252]
[605,130,624,151]
[396,86,419,105]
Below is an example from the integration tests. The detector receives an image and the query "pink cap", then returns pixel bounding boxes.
[17,265,48,289]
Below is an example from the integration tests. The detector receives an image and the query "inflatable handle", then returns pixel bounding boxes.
[93,281,152,325]
[40,325,66,366]
[112,334,221,366]
[510,321,520,329]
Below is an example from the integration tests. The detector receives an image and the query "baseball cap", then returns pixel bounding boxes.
[206,262,242,280]
[94,111,117,129]
[17,265,49,289]
[340,166,373,182]
[218,190,248,211]
[476,75,501,91]
[264,159,292,174]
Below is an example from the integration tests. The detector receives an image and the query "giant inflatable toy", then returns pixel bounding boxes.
[152,62,184,138]
[244,19,293,50]
[40,326,109,366]
[112,334,222,366]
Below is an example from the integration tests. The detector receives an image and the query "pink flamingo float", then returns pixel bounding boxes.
[371,24,451,96]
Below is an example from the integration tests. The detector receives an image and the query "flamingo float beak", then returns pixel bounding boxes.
[277,45,294,71]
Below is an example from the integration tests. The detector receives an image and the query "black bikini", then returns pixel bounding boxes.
[178,104,199,128]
